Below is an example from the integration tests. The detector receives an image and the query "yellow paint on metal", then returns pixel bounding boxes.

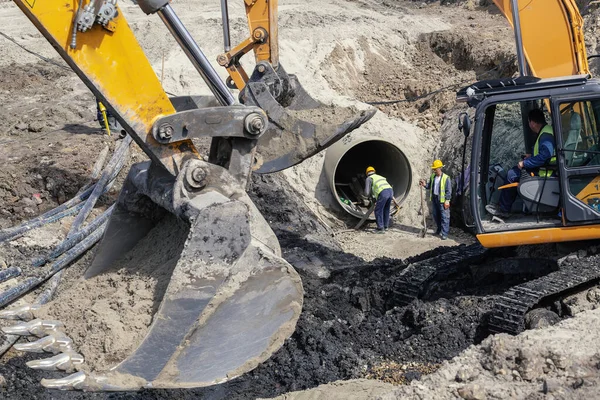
[13,0,196,176]
[221,0,278,88]
[492,0,589,78]
[498,182,519,190]
[269,0,279,68]
[575,175,600,203]
[478,224,600,248]
[245,0,272,63]
[227,65,249,90]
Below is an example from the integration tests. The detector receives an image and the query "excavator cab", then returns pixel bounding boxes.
[460,75,600,248]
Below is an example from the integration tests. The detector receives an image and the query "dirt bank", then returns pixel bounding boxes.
[276,307,600,400]
[1,1,599,400]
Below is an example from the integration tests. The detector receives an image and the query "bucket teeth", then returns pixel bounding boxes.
[13,333,73,354]
[26,351,84,372]
[1,319,63,337]
[0,304,40,321]
[40,371,87,390]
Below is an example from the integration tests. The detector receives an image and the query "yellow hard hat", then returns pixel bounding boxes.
[366,166,375,175]
[431,159,444,169]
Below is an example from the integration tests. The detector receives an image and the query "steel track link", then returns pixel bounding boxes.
[489,256,600,335]
[390,244,489,307]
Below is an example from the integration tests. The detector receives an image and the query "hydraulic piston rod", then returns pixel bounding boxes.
[510,0,528,76]
[158,4,235,106]
[221,0,231,52]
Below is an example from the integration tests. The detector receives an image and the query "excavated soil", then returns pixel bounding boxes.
[2,1,600,400]
[35,215,188,372]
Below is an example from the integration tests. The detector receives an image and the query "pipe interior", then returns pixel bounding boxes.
[333,140,412,209]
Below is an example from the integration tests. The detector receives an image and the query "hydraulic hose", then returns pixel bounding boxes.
[31,204,115,267]
[0,190,91,244]
[68,135,132,233]
[0,267,21,284]
[41,136,132,303]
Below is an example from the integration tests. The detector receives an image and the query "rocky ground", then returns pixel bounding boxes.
[1,1,600,400]
[274,306,600,400]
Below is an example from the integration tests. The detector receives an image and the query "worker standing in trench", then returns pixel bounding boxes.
[419,159,452,240]
[364,166,394,233]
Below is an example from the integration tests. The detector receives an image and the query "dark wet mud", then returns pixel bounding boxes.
[0,174,568,400]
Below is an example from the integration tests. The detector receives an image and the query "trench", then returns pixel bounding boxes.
[183,241,566,400]
[164,177,565,400]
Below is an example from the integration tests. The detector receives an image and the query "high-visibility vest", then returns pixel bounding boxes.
[429,173,449,203]
[533,125,556,178]
[369,173,392,199]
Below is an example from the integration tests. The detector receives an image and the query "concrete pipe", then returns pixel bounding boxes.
[324,137,412,219]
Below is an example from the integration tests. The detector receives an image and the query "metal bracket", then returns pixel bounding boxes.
[151,106,268,144]
[77,0,118,33]
[248,61,286,103]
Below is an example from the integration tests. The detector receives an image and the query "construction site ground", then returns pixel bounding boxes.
[2,0,600,399]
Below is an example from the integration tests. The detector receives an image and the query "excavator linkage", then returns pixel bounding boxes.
[241,62,376,173]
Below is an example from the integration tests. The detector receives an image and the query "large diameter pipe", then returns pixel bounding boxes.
[324,137,412,220]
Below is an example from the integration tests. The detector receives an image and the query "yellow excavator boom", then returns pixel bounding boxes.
[492,0,589,77]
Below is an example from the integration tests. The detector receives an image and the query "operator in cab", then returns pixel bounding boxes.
[486,108,556,218]
[364,166,394,233]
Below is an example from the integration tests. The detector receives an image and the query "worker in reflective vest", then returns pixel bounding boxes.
[364,166,394,233]
[419,159,451,240]
[486,108,556,218]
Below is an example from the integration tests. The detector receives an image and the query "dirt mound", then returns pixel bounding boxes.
[36,215,187,372]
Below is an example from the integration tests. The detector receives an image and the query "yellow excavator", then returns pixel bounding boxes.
[3,0,598,392]
[387,0,600,337]
[460,0,595,248]
[0,0,375,391]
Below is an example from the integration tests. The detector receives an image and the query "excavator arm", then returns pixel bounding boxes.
[217,0,279,90]
[492,0,589,77]
[2,0,374,391]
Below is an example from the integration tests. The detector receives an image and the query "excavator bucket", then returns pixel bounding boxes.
[241,62,376,173]
[3,0,372,389]
[2,159,303,390]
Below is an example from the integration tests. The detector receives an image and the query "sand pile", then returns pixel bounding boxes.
[36,215,188,372]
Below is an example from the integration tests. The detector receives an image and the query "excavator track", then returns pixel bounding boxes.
[489,255,600,335]
[390,244,489,307]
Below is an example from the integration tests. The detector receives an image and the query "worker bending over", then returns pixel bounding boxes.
[364,166,394,233]
[419,159,451,240]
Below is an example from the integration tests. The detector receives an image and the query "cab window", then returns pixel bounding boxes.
[559,100,600,167]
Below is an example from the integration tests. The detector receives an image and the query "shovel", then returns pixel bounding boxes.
[419,185,427,238]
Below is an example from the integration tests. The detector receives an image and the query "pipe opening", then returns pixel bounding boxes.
[325,139,412,219]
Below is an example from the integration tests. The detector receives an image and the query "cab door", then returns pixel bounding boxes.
[555,97,600,224]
